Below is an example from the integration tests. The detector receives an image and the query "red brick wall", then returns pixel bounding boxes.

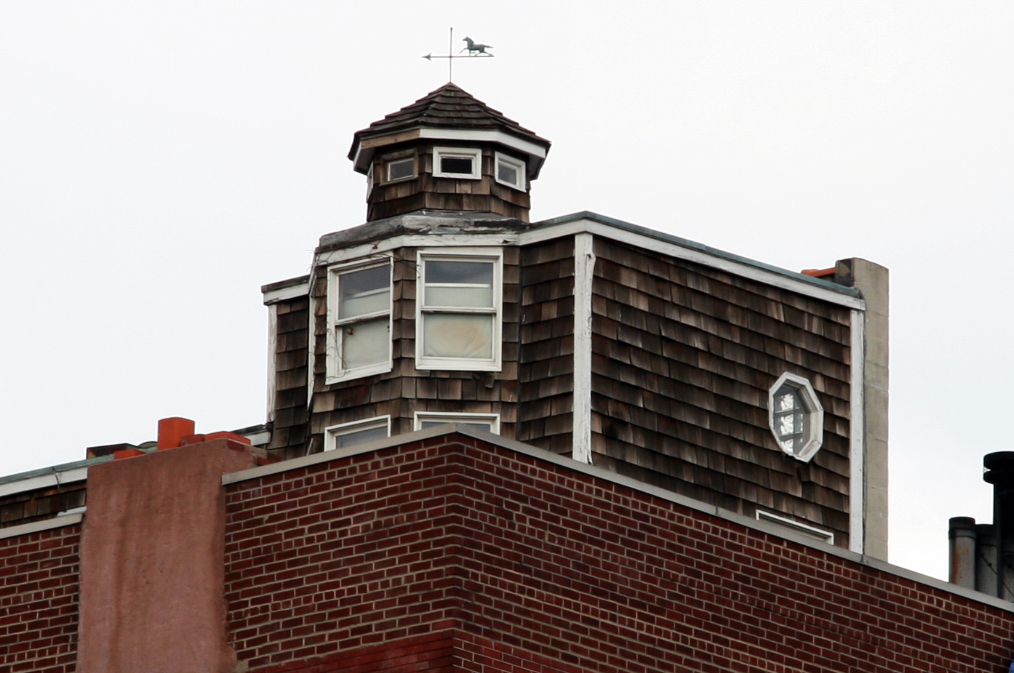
[224,435,1014,673]
[0,524,80,673]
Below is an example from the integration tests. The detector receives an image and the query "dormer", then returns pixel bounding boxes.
[348,84,551,223]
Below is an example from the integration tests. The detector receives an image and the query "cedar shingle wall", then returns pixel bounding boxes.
[309,247,521,444]
[267,295,310,460]
[591,239,853,545]
[517,237,575,454]
[0,483,86,530]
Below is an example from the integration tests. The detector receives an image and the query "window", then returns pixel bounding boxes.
[386,157,415,182]
[324,416,391,451]
[416,249,502,371]
[414,412,500,434]
[768,372,824,462]
[433,147,481,179]
[494,152,525,190]
[326,257,392,383]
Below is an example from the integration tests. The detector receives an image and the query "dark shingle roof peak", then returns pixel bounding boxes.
[349,83,549,158]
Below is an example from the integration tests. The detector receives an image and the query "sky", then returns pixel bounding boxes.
[1,2,1012,580]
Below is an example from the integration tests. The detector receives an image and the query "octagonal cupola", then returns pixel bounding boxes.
[348,84,551,223]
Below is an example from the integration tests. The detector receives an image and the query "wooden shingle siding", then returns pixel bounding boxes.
[590,239,853,546]
[308,246,522,447]
[517,237,575,455]
[0,482,87,528]
[267,295,310,460]
[368,144,530,222]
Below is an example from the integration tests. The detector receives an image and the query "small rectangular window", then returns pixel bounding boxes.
[387,157,415,182]
[414,412,500,434]
[756,510,834,544]
[433,147,481,180]
[326,257,393,383]
[494,152,525,190]
[325,416,391,451]
[416,250,502,371]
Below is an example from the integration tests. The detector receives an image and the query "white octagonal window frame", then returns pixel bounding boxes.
[768,372,824,462]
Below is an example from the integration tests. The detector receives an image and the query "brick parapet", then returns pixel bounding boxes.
[0,524,80,673]
[224,433,1014,673]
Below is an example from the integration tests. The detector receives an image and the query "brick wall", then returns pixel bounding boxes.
[223,434,1014,673]
[0,524,80,673]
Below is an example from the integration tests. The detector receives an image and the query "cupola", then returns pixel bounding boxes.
[348,84,551,223]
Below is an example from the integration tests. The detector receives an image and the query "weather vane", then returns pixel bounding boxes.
[422,27,493,82]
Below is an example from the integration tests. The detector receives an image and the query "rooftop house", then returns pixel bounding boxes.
[4,85,1011,673]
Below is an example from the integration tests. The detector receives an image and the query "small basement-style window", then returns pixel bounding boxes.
[326,257,392,383]
[768,372,824,462]
[324,416,391,451]
[433,147,481,180]
[416,249,502,371]
[414,412,500,434]
[494,152,525,190]
[386,157,415,182]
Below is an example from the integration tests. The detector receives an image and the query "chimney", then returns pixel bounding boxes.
[984,451,1014,599]
[948,517,977,589]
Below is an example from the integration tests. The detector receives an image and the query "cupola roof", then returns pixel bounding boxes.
[348,83,551,178]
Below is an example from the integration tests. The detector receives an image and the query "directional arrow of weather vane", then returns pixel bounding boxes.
[422,27,493,82]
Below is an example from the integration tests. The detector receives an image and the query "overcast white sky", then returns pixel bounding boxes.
[2,2,1012,580]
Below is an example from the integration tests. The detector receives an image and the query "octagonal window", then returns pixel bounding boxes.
[768,373,824,462]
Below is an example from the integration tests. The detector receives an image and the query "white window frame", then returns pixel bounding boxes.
[756,510,834,544]
[414,411,500,434]
[324,416,391,452]
[326,256,393,384]
[432,147,482,180]
[494,152,526,190]
[768,372,824,462]
[386,156,416,183]
[365,162,374,199]
[415,248,503,372]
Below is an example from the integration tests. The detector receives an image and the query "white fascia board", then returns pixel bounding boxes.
[0,467,89,498]
[263,282,309,305]
[849,309,866,554]
[572,233,595,464]
[518,219,866,311]
[316,233,522,267]
[416,128,548,160]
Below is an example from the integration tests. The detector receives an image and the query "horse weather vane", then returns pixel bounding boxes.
[422,27,493,82]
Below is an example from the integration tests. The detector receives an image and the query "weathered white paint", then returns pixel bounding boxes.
[0,466,90,498]
[324,256,394,385]
[266,303,278,423]
[849,308,866,554]
[262,281,309,305]
[573,233,596,464]
[306,272,316,408]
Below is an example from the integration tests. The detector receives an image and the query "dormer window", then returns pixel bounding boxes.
[495,152,525,190]
[768,373,824,462]
[433,147,481,180]
[386,157,415,182]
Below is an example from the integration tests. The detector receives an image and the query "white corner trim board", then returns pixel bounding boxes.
[573,233,595,464]
[849,309,866,554]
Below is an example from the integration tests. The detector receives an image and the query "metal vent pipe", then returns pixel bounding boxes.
[983,451,1014,599]
[948,517,977,589]
[976,523,998,596]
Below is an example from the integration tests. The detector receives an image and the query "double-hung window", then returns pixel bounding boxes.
[416,249,502,371]
[324,416,391,451]
[326,257,393,382]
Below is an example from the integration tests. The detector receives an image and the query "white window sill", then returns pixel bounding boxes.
[325,361,393,386]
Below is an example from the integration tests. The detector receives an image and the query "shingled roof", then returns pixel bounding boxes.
[348,83,550,159]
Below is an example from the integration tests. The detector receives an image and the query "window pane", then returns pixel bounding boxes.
[388,158,414,181]
[336,425,388,449]
[340,266,389,318]
[340,318,388,369]
[440,156,473,174]
[425,285,493,308]
[426,260,493,285]
[497,161,518,185]
[420,420,493,431]
[422,314,493,359]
